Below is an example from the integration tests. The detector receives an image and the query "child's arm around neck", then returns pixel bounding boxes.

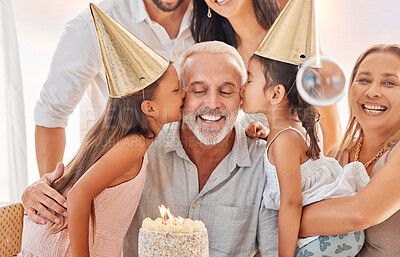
[269,129,309,257]
[67,134,148,257]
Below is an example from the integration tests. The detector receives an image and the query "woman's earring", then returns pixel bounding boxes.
[152,113,155,117]
[207,7,212,18]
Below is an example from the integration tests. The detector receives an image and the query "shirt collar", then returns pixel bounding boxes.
[230,125,252,168]
[164,121,184,154]
[164,121,252,169]
[131,0,150,24]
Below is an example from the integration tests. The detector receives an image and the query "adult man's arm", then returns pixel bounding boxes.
[21,163,67,224]
[34,11,102,176]
[35,126,66,176]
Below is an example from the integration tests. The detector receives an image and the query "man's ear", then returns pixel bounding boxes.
[271,84,286,105]
[141,100,156,117]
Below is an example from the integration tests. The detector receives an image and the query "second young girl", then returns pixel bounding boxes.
[241,55,370,256]
[21,4,185,257]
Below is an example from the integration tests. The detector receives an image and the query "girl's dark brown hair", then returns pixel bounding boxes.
[190,0,281,48]
[51,78,160,232]
[251,55,321,159]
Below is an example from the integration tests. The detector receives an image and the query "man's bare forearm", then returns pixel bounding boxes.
[35,125,66,177]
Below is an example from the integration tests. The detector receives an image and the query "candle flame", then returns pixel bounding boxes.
[158,205,168,220]
[166,208,175,220]
[176,216,185,224]
[158,205,186,225]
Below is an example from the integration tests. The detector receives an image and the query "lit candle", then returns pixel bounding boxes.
[158,205,168,225]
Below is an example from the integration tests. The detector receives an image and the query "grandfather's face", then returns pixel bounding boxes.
[182,53,242,145]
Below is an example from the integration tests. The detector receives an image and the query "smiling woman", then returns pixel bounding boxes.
[334,45,400,168]
[299,44,400,256]
[349,52,400,145]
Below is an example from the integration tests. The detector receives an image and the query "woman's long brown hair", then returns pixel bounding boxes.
[333,44,400,159]
[51,79,160,233]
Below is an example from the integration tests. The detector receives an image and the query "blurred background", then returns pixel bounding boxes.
[1,0,400,202]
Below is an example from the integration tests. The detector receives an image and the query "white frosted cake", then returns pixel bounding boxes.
[138,215,209,256]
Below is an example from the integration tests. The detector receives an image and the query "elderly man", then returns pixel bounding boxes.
[22,41,278,256]
[124,41,278,256]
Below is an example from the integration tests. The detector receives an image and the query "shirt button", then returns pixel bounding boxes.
[192,203,196,209]
[189,168,195,172]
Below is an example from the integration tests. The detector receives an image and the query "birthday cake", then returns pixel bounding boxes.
[138,206,209,256]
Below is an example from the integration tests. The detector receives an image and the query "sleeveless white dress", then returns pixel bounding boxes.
[262,127,370,247]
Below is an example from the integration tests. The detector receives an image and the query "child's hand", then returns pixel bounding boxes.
[245,121,269,140]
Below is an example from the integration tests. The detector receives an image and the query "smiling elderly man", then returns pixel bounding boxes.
[123,41,279,256]
[21,41,278,256]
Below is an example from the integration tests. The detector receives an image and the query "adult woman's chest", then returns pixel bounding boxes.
[358,143,400,256]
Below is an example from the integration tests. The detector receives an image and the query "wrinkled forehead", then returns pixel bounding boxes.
[182,53,243,88]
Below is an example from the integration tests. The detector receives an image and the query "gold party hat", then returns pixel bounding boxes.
[90,3,169,98]
[255,0,320,66]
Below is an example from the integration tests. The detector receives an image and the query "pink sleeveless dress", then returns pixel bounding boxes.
[20,154,147,257]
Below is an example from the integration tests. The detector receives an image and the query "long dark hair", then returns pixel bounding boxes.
[51,79,160,232]
[251,55,321,159]
[190,0,281,48]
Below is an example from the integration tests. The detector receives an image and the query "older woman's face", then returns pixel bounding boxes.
[205,0,251,19]
[350,52,400,135]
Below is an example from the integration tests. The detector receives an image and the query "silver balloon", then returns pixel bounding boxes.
[296,55,348,106]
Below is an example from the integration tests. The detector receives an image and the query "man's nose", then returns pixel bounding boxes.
[206,91,222,109]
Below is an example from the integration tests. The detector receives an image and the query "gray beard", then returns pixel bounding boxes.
[182,107,238,145]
